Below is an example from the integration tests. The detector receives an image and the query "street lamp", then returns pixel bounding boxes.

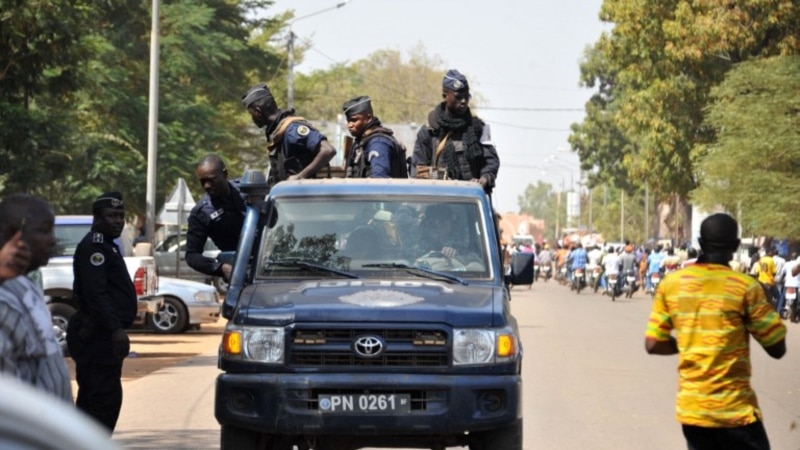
[287,0,350,109]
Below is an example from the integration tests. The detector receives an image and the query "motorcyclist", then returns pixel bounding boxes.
[646,246,666,294]
[620,244,638,294]
[570,243,588,289]
[602,246,622,295]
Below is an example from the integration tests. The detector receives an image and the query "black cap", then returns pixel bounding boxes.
[699,213,740,251]
[342,96,372,118]
[93,192,124,213]
[442,69,469,91]
[242,84,276,109]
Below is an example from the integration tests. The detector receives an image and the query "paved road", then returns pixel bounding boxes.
[112,282,800,450]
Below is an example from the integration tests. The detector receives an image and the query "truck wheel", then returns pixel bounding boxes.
[148,297,188,334]
[49,303,76,356]
[221,425,262,449]
[469,422,522,450]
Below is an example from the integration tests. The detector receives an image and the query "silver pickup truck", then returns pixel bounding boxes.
[41,215,163,354]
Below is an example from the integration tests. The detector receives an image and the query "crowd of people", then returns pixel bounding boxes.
[505,234,800,319]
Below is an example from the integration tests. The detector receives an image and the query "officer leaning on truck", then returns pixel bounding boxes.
[67,192,137,433]
[186,154,246,281]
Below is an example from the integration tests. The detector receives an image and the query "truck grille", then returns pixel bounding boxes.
[288,327,450,368]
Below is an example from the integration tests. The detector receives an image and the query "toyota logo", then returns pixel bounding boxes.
[353,336,384,358]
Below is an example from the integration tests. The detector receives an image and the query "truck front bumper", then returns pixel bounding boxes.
[215,372,521,436]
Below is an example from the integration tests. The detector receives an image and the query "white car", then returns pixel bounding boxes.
[147,276,222,334]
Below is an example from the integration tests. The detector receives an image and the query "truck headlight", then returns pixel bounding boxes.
[453,328,519,366]
[223,326,285,364]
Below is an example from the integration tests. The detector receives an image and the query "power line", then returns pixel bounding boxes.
[480,106,584,112]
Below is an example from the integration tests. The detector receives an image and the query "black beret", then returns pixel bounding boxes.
[442,69,469,91]
[342,96,372,118]
[93,192,124,213]
[242,84,276,109]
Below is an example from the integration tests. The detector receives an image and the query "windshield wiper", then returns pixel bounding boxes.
[361,263,468,285]
[265,259,359,279]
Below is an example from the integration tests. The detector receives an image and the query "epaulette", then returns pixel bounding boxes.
[92,232,104,244]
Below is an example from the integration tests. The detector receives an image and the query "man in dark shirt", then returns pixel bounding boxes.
[242,83,336,186]
[67,192,138,432]
[186,154,247,280]
[412,69,500,194]
[342,95,408,179]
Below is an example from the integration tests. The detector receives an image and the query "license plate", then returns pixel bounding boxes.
[318,394,410,414]
[627,276,635,282]
[787,290,797,300]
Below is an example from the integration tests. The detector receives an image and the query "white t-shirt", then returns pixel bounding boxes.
[783,259,800,288]
[603,253,621,275]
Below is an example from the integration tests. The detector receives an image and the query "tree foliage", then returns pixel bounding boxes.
[293,45,447,123]
[559,0,800,242]
[693,55,800,237]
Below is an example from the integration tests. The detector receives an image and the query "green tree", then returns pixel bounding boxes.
[693,55,800,238]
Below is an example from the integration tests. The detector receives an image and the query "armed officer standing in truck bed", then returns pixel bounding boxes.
[67,192,137,433]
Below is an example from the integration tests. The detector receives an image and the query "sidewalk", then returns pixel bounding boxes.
[112,351,221,449]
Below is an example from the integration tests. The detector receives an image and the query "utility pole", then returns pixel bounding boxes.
[620,190,625,242]
[145,0,160,247]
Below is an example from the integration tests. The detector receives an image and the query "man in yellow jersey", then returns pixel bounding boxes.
[645,213,786,450]
[753,248,778,307]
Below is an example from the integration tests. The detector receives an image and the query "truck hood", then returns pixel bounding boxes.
[236,280,504,328]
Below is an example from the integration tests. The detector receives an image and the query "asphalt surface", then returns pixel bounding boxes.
[109,281,800,450]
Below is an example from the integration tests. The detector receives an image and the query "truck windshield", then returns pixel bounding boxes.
[256,198,492,280]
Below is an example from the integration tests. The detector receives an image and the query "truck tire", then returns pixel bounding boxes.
[221,425,261,449]
[469,422,522,450]
[48,303,76,356]
[147,296,188,334]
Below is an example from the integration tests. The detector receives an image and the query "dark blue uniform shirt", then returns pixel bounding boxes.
[73,230,137,331]
[185,180,247,276]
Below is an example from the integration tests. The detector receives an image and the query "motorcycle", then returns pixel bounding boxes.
[783,287,797,321]
[622,270,638,298]
[605,272,620,301]
[589,266,602,293]
[572,268,586,293]
[649,272,662,298]
[540,264,552,282]
[557,265,568,285]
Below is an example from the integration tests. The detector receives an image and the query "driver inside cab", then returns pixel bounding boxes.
[414,205,483,270]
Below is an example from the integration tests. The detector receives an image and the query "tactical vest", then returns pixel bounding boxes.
[267,116,315,186]
[346,127,409,179]
[424,118,483,181]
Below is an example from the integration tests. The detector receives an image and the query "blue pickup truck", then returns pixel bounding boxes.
[215,176,532,450]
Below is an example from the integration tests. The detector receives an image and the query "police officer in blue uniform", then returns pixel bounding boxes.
[186,154,246,281]
[67,191,137,432]
[412,69,500,194]
[242,83,336,186]
[342,95,408,178]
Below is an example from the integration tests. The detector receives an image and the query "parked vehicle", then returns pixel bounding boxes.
[153,233,226,294]
[146,276,221,334]
[215,175,530,450]
[41,216,163,354]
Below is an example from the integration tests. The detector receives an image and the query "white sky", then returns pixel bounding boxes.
[269,0,608,213]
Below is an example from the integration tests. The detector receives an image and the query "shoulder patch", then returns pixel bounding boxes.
[90,252,105,266]
[296,125,310,136]
[92,232,104,244]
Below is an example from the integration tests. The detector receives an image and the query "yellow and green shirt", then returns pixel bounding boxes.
[645,263,786,427]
